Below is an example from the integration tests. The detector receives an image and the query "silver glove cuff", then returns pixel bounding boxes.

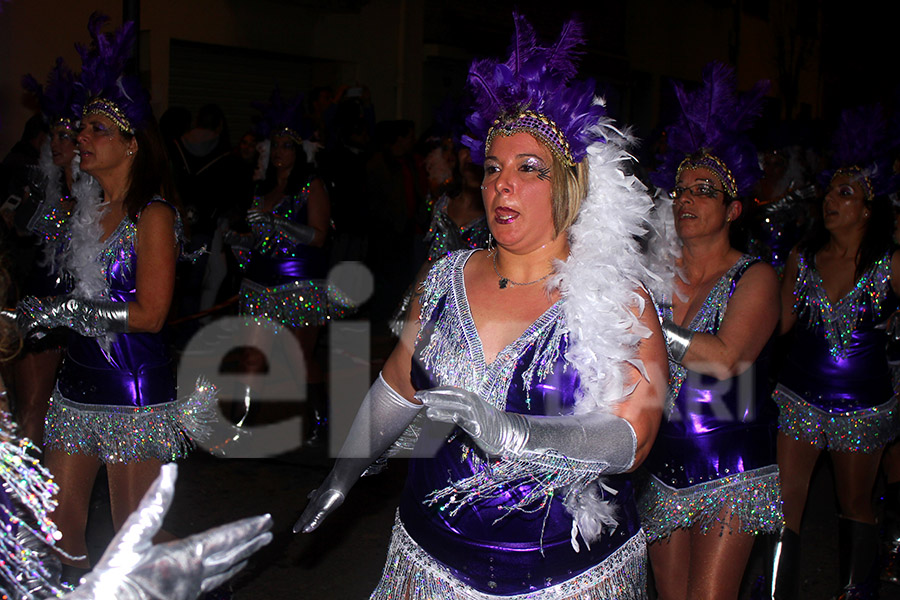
[661,319,693,364]
[94,300,130,334]
[278,218,317,245]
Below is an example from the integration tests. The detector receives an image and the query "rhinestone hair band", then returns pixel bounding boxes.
[486,110,575,167]
[677,152,738,198]
[273,125,303,146]
[84,97,134,134]
[833,166,875,200]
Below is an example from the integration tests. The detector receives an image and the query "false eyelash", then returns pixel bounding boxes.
[537,167,551,181]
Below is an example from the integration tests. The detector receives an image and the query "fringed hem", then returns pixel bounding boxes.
[239,278,355,327]
[773,384,898,453]
[44,377,218,463]
[638,466,783,542]
[1,412,66,598]
[370,512,647,600]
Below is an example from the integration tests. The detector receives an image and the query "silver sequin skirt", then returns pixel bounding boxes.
[239,278,354,328]
[773,384,899,453]
[43,377,217,463]
[638,465,783,542]
[369,511,648,600]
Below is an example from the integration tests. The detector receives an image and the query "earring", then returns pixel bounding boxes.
[127,150,134,156]
[480,185,486,190]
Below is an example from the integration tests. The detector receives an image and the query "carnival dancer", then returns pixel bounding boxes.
[12,14,216,583]
[13,58,82,446]
[638,63,783,600]
[227,88,350,444]
[773,104,900,599]
[295,13,667,599]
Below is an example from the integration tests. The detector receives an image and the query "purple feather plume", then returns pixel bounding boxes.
[252,86,308,140]
[821,104,898,197]
[22,57,82,125]
[652,62,769,197]
[462,12,606,164]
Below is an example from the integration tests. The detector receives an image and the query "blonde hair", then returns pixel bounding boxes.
[551,155,588,235]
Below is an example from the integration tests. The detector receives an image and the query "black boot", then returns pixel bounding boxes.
[833,517,879,600]
[882,481,900,586]
[771,528,801,600]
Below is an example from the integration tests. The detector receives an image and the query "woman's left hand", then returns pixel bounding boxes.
[417,386,528,456]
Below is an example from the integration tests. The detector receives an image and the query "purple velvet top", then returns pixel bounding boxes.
[398,273,639,596]
[645,256,777,489]
[245,184,326,286]
[778,252,897,412]
[57,202,177,408]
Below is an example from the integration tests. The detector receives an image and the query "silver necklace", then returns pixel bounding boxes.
[491,251,554,289]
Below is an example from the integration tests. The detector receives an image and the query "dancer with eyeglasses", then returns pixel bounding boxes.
[639,63,783,600]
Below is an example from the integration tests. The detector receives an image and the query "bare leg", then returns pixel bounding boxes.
[777,432,822,532]
[107,459,175,543]
[831,447,884,524]
[44,449,101,567]
[13,348,62,445]
[687,512,757,599]
[882,440,900,483]
[649,529,691,600]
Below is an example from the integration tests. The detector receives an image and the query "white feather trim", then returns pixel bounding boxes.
[552,111,662,415]
[64,171,108,300]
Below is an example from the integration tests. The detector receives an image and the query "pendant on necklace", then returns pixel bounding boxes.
[498,278,509,289]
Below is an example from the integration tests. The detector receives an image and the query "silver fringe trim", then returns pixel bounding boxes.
[1,413,67,598]
[638,466,783,542]
[44,377,218,464]
[774,384,898,453]
[370,512,647,600]
[239,277,355,328]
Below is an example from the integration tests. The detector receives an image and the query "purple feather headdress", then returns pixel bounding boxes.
[22,58,82,130]
[252,87,308,145]
[462,13,606,166]
[821,104,898,200]
[651,62,769,198]
[73,12,150,134]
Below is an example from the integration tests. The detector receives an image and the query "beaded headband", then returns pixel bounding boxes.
[50,118,77,131]
[486,110,575,167]
[83,97,134,134]
[676,153,738,198]
[273,125,303,146]
[832,166,875,200]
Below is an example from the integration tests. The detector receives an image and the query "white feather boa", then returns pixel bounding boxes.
[551,112,666,415]
[63,167,108,301]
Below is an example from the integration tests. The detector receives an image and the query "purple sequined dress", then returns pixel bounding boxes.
[370,251,647,600]
[44,199,215,463]
[639,255,782,541]
[236,183,351,327]
[774,252,898,452]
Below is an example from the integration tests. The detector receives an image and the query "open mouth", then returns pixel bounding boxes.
[495,207,519,224]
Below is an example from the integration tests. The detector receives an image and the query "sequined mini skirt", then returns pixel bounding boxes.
[369,512,648,600]
[774,384,898,453]
[239,278,354,328]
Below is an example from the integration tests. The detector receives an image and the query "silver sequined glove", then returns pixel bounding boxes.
[294,373,421,533]
[247,210,316,245]
[15,295,129,338]
[63,464,273,600]
[418,386,636,472]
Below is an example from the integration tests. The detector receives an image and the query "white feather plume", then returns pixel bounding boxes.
[63,170,108,300]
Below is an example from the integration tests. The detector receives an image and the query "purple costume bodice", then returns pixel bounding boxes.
[645,255,777,489]
[398,251,639,596]
[245,183,326,286]
[778,252,897,412]
[57,201,177,409]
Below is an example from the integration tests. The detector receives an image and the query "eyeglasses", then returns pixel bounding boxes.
[669,182,725,200]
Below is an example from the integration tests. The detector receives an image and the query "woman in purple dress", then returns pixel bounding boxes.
[639,63,782,600]
[773,105,899,599]
[13,16,213,582]
[294,14,668,599]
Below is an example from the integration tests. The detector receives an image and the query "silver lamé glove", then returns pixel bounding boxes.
[63,464,273,600]
[294,373,421,533]
[15,295,129,338]
[247,210,316,245]
[418,386,637,472]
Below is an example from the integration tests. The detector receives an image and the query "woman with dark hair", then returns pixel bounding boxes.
[772,105,900,599]
[295,14,667,598]
[228,89,341,443]
[14,58,81,444]
[13,15,214,582]
[638,64,782,600]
